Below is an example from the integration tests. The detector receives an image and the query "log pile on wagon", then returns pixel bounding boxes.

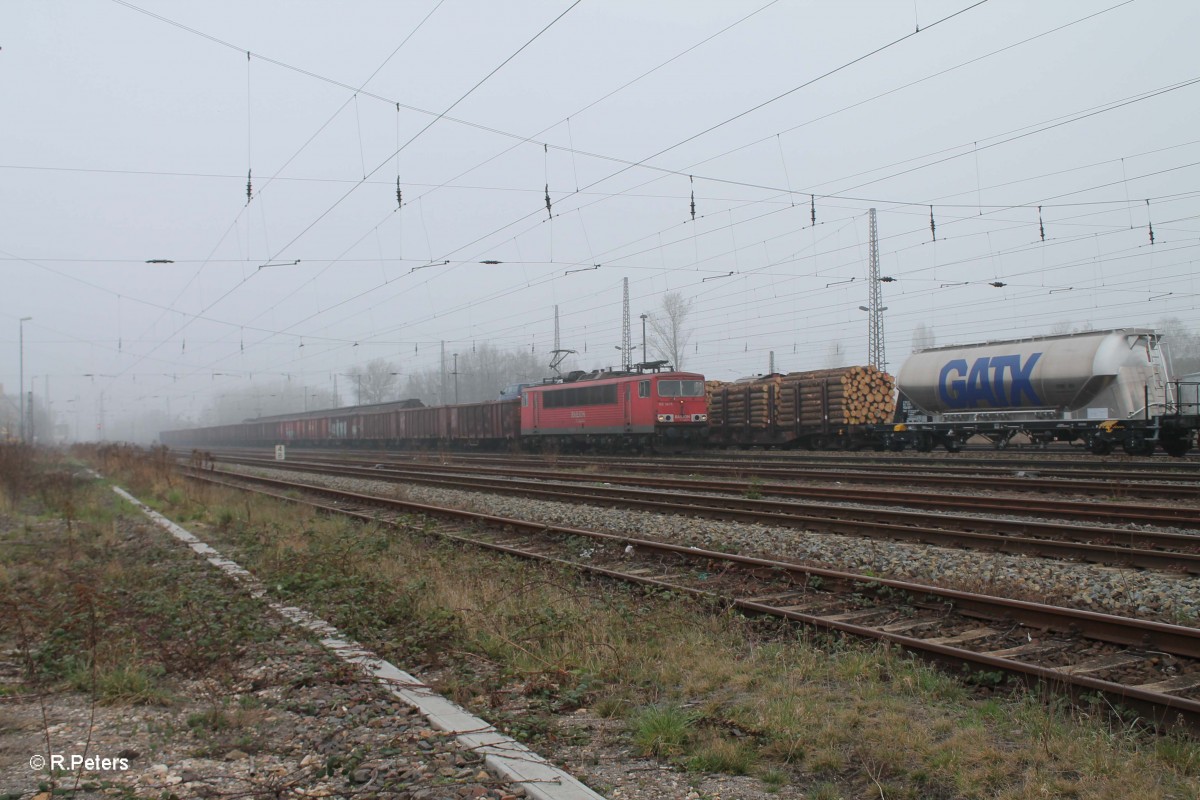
[706,365,896,429]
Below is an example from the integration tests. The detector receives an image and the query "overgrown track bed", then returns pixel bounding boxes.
[202,455,1200,574]
[180,466,1200,734]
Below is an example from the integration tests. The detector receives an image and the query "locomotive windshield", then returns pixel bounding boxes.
[658,380,704,397]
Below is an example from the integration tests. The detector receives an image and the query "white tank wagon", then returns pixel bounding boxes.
[889,329,1199,455]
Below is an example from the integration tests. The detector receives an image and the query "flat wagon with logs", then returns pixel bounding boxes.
[706,365,896,449]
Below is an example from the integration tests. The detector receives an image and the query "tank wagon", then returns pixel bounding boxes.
[887,329,1199,455]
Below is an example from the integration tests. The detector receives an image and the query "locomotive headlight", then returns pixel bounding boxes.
[693,414,707,422]
[657,414,673,422]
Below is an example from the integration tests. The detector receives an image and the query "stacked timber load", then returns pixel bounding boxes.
[706,366,896,429]
[776,365,896,426]
[707,376,775,428]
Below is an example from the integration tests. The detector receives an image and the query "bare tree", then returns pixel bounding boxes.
[1157,316,1200,375]
[1049,320,1095,336]
[197,379,338,425]
[822,339,846,369]
[348,358,400,405]
[403,344,551,405]
[911,323,937,352]
[646,292,694,370]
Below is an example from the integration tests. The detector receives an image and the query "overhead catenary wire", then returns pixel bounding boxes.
[86,2,1199,406]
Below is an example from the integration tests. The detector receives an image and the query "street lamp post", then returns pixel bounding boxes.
[19,317,31,443]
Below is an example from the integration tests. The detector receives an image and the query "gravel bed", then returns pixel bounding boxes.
[236,466,1200,623]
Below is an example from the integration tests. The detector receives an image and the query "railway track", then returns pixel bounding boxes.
[205,451,1200,527]
[458,448,1200,478]
[463,454,1200,500]
[190,447,1200,500]
[178,466,1200,734]
[205,455,1200,574]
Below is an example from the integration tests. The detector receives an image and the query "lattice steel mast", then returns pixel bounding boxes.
[620,278,632,371]
[550,304,574,376]
[866,208,886,371]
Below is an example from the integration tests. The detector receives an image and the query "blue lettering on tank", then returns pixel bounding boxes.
[938,353,1043,408]
[1007,352,1042,406]
[966,359,997,407]
[938,359,969,408]
[987,355,1021,405]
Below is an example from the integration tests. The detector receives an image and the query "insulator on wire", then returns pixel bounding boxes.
[810,195,816,226]
[1038,206,1045,242]
[545,184,552,218]
[246,169,252,204]
[929,206,937,242]
[396,178,402,209]
[1146,199,1155,245]
[690,175,696,221]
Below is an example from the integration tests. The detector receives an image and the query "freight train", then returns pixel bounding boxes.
[161,369,708,452]
[160,329,1200,457]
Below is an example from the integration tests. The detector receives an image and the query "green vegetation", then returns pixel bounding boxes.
[0,444,275,712]
[75,444,1200,799]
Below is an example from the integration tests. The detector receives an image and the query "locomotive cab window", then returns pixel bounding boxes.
[638,380,650,398]
[658,380,704,397]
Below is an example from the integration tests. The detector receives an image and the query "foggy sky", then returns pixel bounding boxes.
[3,0,1199,438]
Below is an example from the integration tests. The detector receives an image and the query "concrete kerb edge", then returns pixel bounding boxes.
[111,485,608,800]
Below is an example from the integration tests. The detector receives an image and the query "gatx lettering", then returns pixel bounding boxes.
[938,353,1042,408]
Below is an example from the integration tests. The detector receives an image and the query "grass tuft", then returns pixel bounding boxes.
[631,703,695,758]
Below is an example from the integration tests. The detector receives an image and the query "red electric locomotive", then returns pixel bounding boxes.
[520,369,708,450]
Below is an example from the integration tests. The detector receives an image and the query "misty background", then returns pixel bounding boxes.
[3,1,1199,441]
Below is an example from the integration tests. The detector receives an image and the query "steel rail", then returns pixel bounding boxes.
[177,446,1200,481]
[217,451,1200,527]
[206,456,1200,574]
[369,449,1200,480]
[180,467,1200,733]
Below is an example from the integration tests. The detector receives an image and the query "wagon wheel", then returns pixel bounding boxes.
[1121,432,1154,457]
[1160,433,1193,457]
[1087,435,1113,456]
